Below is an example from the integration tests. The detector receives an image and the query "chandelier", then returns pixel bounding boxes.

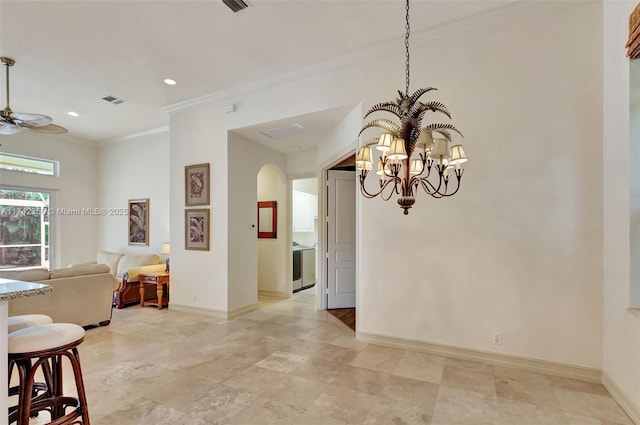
[356,0,468,215]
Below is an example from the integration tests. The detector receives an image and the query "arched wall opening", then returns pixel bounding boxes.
[258,163,289,297]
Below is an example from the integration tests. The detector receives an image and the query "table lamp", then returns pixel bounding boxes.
[161,243,170,273]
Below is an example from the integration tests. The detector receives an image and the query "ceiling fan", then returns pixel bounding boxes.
[0,56,67,135]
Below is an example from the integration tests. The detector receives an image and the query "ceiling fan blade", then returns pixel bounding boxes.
[23,123,67,134]
[10,112,52,127]
[0,122,22,135]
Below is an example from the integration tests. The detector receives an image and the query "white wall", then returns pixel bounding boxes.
[318,106,361,168]
[0,132,98,268]
[287,149,317,178]
[98,131,170,255]
[228,133,287,310]
[358,1,603,369]
[603,0,640,414]
[169,1,604,370]
[257,164,288,296]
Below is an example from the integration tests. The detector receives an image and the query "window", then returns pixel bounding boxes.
[0,189,52,270]
[0,152,58,176]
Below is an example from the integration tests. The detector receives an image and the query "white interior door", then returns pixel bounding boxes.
[327,170,356,309]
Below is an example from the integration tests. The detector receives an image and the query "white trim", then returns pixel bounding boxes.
[318,144,360,311]
[98,126,170,147]
[258,290,290,299]
[227,303,259,319]
[168,303,228,319]
[603,371,640,425]
[357,331,601,384]
[168,302,258,320]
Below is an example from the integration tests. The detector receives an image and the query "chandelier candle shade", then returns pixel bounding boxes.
[356,0,468,215]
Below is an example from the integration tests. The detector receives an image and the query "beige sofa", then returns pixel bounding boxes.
[90,251,165,309]
[2,264,119,327]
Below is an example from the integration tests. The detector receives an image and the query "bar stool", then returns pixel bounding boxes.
[9,323,90,425]
[8,314,55,420]
[8,314,53,334]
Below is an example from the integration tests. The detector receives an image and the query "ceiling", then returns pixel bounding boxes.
[0,0,518,144]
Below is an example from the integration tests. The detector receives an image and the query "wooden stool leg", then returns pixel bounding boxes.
[49,354,65,420]
[17,358,36,425]
[64,348,90,425]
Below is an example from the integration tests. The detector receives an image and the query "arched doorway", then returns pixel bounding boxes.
[257,164,289,298]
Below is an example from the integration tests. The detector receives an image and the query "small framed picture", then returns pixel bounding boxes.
[185,208,210,251]
[128,199,149,246]
[257,201,277,239]
[185,163,210,206]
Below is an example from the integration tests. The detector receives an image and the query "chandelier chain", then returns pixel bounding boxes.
[405,0,410,96]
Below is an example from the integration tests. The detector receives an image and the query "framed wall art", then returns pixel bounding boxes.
[257,201,277,239]
[185,208,210,251]
[185,163,210,206]
[128,198,149,245]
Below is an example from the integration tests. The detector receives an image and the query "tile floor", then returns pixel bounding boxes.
[22,288,633,424]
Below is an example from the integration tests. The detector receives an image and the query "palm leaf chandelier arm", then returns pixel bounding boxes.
[358,119,401,137]
[364,102,405,119]
[412,101,452,119]
[408,87,438,106]
[425,123,463,140]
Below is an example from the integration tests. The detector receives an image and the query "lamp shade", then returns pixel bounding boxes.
[387,138,408,161]
[449,144,468,165]
[376,133,393,152]
[356,146,373,170]
[409,158,424,175]
[429,138,450,160]
[161,243,170,255]
[416,128,434,151]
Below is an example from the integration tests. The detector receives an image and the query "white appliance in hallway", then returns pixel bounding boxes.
[293,242,316,292]
[292,178,318,294]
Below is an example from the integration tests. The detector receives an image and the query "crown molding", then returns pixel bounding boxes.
[97,126,169,147]
[165,0,578,114]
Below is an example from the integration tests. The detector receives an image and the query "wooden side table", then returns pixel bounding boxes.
[139,272,170,310]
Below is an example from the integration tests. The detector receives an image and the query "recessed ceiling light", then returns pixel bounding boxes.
[67,111,79,117]
[163,78,177,86]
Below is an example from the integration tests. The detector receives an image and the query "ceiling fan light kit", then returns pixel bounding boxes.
[0,56,67,136]
[356,0,469,215]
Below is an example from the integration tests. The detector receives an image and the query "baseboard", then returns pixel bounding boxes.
[603,371,640,424]
[168,303,228,319]
[258,290,290,299]
[357,331,601,384]
[169,302,258,320]
[227,303,259,319]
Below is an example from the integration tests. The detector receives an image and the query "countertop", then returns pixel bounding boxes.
[0,278,53,301]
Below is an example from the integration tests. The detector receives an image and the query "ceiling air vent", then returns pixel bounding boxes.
[223,0,248,13]
[260,124,306,140]
[101,95,126,105]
